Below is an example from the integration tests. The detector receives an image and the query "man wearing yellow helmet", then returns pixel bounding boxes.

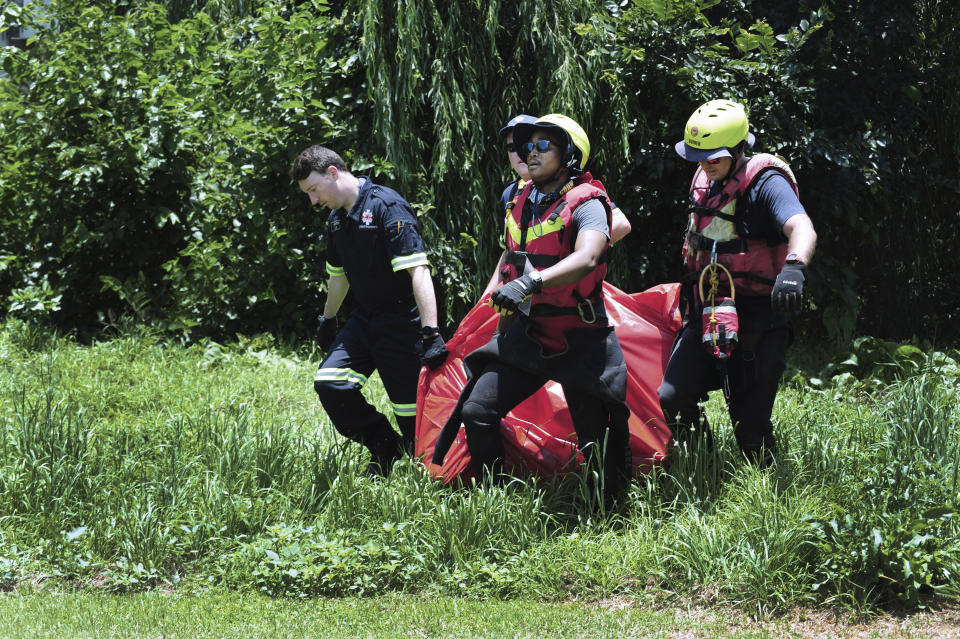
[434,114,632,500]
[480,115,631,298]
[658,99,817,466]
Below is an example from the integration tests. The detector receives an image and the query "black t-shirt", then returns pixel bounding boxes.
[325,178,429,313]
[705,170,806,241]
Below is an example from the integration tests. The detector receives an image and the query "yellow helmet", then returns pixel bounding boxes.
[513,113,591,171]
[675,99,756,162]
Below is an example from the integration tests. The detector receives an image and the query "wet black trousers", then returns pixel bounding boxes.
[657,320,789,459]
[461,360,628,485]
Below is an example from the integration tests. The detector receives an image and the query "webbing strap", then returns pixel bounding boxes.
[686,231,748,254]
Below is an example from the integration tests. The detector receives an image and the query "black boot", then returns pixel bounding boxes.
[464,426,506,486]
[365,431,403,477]
[740,443,775,468]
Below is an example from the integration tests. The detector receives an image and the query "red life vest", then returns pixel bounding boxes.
[682,154,800,299]
[501,173,612,346]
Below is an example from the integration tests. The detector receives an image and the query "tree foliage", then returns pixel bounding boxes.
[0,0,368,338]
[356,0,630,324]
[0,0,957,343]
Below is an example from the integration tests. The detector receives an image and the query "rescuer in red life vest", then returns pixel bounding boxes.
[480,114,632,299]
[435,114,632,499]
[658,99,818,465]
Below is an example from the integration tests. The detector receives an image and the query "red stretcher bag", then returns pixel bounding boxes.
[415,282,683,483]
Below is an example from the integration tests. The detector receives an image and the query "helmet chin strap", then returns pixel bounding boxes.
[722,149,748,182]
[721,143,749,181]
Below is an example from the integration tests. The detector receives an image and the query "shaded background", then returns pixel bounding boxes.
[0,0,956,346]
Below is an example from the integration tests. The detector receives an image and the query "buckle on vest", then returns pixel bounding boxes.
[577,299,598,324]
[686,232,706,252]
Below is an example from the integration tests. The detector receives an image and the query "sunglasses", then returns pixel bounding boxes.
[524,139,555,154]
[703,157,724,165]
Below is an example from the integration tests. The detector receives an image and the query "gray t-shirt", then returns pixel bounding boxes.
[528,189,610,239]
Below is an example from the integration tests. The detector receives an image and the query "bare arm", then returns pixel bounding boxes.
[408,264,439,328]
[610,208,631,245]
[322,274,350,318]
[538,229,608,288]
[782,213,817,263]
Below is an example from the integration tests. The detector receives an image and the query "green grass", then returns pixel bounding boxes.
[0,320,958,619]
[1,591,957,638]
[0,591,773,639]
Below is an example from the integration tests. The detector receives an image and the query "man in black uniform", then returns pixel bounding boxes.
[290,145,448,475]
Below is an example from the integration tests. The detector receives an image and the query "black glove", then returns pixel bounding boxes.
[772,260,806,314]
[489,273,542,316]
[316,315,339,351]
[419,327,448,370]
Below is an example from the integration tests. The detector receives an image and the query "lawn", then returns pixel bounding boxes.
[0,321,958,635]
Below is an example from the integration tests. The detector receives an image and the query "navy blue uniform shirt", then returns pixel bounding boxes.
[706,171,807,241]
[325,177,429,313]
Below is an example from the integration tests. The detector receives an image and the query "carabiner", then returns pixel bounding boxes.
[531,213,544,237]
[577,299,598,324]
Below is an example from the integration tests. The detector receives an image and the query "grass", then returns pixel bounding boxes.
[0,591,762,638]
[1,591,957,638]
[0,320,958,625]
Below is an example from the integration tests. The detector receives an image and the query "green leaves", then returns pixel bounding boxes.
[0,0,363,339]
[1,0,959,345]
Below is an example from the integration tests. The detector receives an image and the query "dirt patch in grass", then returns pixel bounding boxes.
[598,595,960,637]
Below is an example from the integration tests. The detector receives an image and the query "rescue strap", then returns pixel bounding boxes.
[699,262,738,400]
[504,251,560,270]
[504,250,606,271]
[682,267,775,288]
[518,180,575,249]
[686,231,747,254]
[530,298,606,324]
[688,200,737,222]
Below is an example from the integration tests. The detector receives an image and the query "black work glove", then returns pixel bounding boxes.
[489,273,542,316]
[316,315,339,352]
[419,327,448,370]
[772,260,806,314]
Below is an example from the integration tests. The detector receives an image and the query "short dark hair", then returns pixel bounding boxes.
[289,145,348,181]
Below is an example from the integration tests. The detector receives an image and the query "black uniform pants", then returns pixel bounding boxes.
[658,319,789,460]
[314,307,421,454]
[460,360,627,486]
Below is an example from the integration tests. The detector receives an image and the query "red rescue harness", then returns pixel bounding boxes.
[501,173,613,351]
[682,154,800,300]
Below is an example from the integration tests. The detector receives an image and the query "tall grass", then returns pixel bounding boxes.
[0,320,957,610]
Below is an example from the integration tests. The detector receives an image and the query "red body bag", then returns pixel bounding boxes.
[415,282,683,483]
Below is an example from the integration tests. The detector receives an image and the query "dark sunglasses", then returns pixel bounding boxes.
[524,139,554,154]
[703,157,723,165]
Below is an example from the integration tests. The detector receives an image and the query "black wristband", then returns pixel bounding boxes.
[420,325,439,338]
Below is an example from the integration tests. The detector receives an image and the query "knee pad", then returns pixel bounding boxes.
[658,381,698,424]
[461,399,500,433]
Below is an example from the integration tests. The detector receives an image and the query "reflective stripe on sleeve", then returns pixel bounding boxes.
[391,252,429,272]
[326,262,345,277]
